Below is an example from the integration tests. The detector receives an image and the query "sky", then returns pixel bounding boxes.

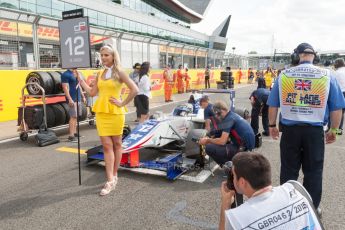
[191,0,345,55]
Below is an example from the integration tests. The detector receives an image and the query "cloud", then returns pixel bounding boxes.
[191,0,345,55]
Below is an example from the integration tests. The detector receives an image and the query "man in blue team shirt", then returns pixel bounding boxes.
[61,69,85,142]
[200,95,218,133]
[249,87,270,136]
[199,101,255,166]
[268,43,345,213]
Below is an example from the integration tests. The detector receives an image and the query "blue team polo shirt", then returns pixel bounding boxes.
[219,111,255,150]
[204,103,215,120]
[61,69,82,102]
[250,88,270,103]
[267,61,345,126]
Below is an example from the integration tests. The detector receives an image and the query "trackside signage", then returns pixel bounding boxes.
[58,16,91,69]
[62,9,84,20]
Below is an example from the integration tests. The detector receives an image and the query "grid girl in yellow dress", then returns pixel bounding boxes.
[93,74,127,136]
[78,44,138,196]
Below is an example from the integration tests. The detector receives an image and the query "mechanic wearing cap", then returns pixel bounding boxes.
[334,58,345,134]
[268,43,345,211]
[199,101,255,166]
[249,87,270,136]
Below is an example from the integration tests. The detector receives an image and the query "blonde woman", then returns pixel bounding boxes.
[77,44,138,196]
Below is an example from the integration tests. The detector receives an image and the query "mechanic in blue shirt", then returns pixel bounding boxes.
[61,69,85,142]
[268,43,345,212]
[200,95,218,133]
[199,101,255,166]
[249,87,270,136]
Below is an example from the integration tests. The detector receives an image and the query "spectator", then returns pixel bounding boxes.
[264,67,276,89]
[136,62,152,123]
[185,67,191,92]
[204,66,211,89]
[163,64,174,102]
[247,68,255,84]
[129,63,141,85]
[177,64,184,93]
[130,62,141,122]
[237,68,243,84]
[257,71,266,89]
[219,152,324,230]
[334,58,345,134]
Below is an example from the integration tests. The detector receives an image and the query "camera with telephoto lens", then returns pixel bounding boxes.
[223,161,235,190]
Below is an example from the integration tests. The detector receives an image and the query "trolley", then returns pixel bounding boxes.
[18,83,65,141]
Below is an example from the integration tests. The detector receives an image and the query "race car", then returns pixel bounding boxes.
[86,101,208,180]
[86,90,250,180]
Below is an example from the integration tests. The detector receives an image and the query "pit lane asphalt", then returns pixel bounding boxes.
[0,85,344,230]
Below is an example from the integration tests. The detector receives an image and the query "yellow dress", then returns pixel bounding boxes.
[264,72,273,89]
[93,73,126,136]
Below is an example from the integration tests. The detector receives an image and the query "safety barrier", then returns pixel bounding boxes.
[0,68,248,122]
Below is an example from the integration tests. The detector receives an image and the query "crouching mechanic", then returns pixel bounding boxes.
[200,95,219,135]
[249,87,270,136]
[220,152,324,230]
[198,101,255,166]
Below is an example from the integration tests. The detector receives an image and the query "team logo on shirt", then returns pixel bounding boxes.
[294,79,312,91]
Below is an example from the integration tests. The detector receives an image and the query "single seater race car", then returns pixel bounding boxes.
[86,90,250,180]
[86,99,208,180]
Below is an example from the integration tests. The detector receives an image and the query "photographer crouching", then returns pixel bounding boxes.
[220,152,324,230]
[198,101,255,166]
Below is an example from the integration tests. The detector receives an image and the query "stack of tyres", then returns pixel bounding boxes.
[219,72,230,89]
[60,102,70,124]
[220,71,235,89]
[59,102,88,123]
[25,71,63,95]
[50,104,66,127]
[18,105,44,129]
[23,71,89,130]
[18,102,88,130]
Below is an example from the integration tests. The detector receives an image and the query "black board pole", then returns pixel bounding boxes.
[76,79,81,186]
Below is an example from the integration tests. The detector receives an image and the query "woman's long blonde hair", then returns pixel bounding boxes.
[100,44,122,81]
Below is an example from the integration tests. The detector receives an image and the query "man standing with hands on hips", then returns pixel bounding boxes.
[267,43,345,214]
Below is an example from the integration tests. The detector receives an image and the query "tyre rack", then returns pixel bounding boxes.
[86,94,96,126]
[18,83,49,141]
[18,83,95,141]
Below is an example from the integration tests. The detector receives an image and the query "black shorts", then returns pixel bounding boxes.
[135,95,149,115]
